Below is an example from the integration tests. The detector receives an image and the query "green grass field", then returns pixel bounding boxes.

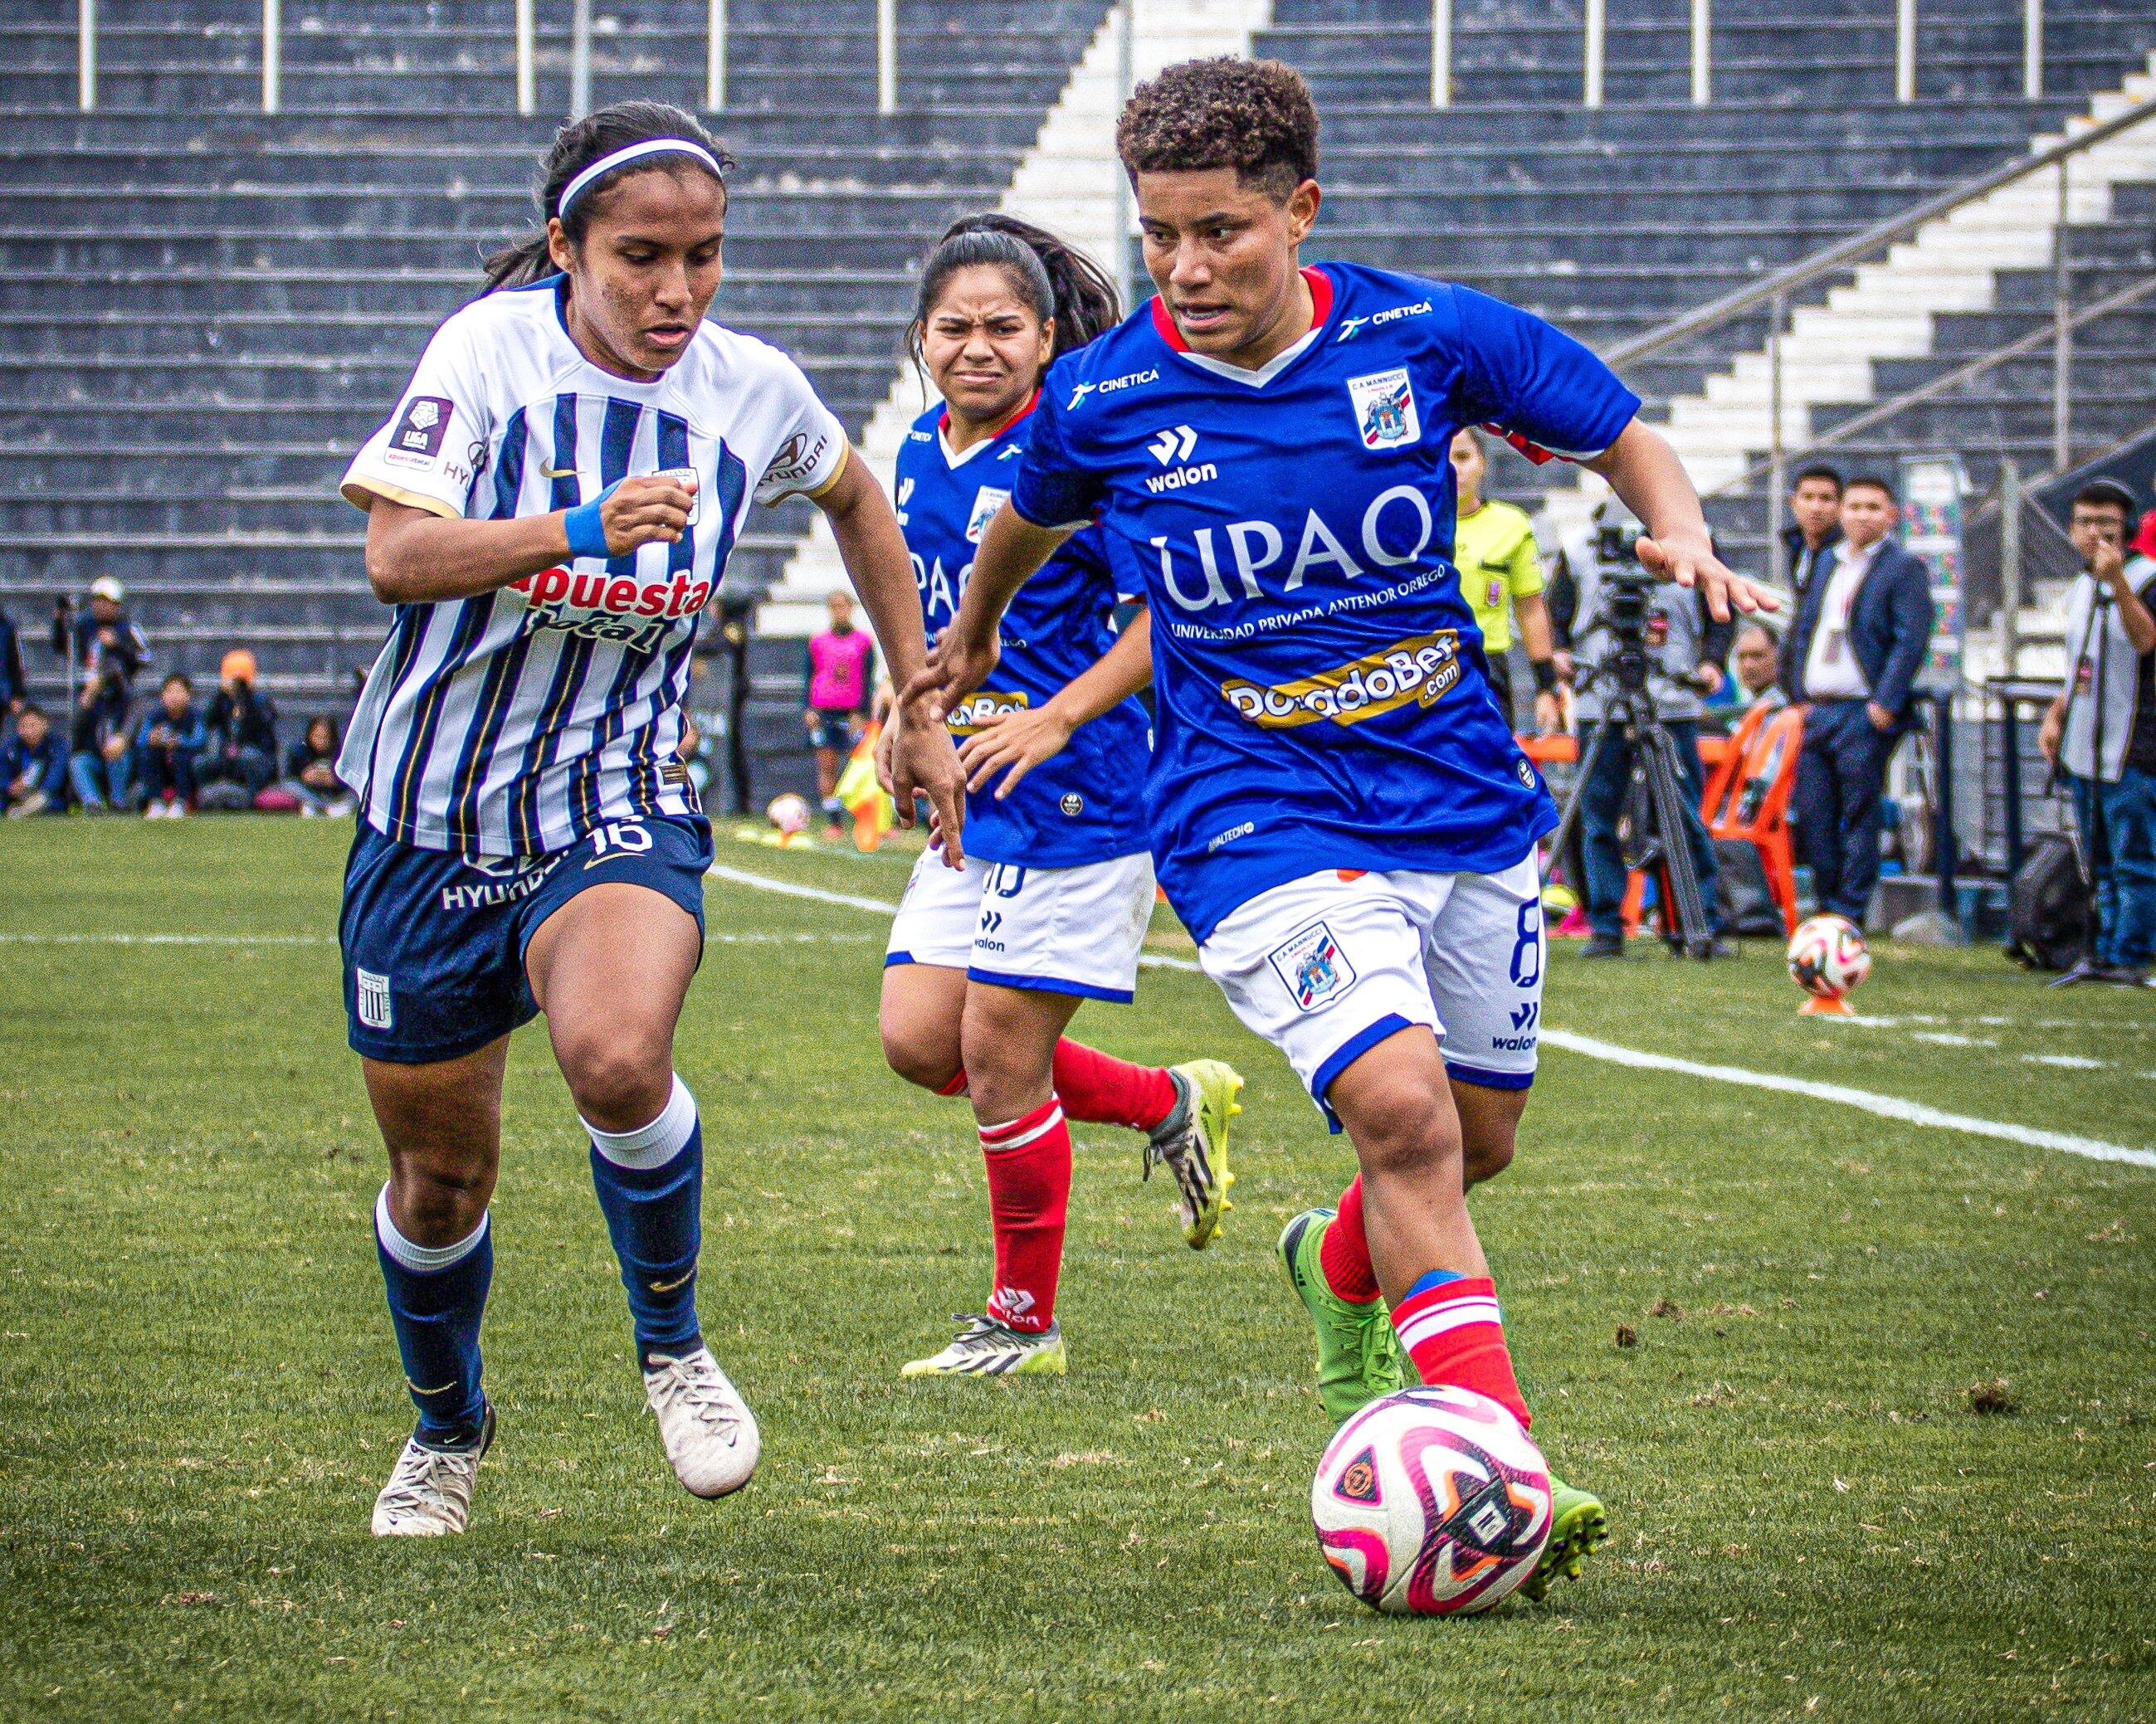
[3,818,2154,1722]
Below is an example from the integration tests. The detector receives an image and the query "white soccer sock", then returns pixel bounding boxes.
[374,1184,489,1273]
[583,1073,698,1171]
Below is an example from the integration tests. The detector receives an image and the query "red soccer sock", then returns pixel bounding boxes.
[1391,1275,1532,1430]
[978,1098,1073,1334]
[1050,1039,1177,1132]
[1319,1175,1380,1304]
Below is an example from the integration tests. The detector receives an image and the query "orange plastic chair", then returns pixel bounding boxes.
[1697,701,1808,936]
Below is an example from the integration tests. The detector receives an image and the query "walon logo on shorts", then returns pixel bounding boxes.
[355,968,393,1030]
[1220,632,1462,729]
[944,689,1028,736]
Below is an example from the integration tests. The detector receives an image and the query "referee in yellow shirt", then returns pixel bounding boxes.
[1450,428,1563,734]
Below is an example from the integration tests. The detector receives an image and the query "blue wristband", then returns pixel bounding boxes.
[562,479,622,560]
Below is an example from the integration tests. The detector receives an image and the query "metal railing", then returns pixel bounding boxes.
[68,2,900,119]
[1432,0,2064,113]
[1602,92,2156,585]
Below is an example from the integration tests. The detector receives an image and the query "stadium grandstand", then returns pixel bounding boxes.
[2,1,2154,801]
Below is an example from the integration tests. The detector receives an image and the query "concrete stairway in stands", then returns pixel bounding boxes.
[0,0,1106,768]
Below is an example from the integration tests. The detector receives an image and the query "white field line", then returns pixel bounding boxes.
[708,860,2156,1171]
[1539,1029,2156,1171]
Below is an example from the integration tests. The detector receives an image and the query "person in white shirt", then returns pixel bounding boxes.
[334,101,965,1541]
[1783,475,1936,923]
[2039,479,2156,985]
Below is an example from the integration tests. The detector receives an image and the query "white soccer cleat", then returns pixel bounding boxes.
[370,1404,495,1537]
[900,1314,1067,1377]
[642,1347,760,1498]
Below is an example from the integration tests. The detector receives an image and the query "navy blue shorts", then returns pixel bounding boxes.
[339,813,712,1064]
[809,709,860,755]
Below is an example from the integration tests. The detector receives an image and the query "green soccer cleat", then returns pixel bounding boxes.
[1144,1059,1242,1249]
[1519,1476,1609,1602]
[1277,1208,1404,1423]
[900,1315,1067,1378]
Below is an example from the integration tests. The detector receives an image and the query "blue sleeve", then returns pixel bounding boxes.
[1443,285,1640,464]
[1009,366,1103,529]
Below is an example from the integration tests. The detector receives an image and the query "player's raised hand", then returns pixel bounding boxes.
[889,699,967,866]
[1636,529,1781,623]
[902,626,1001,724]
[596,472,696,554]
[957,703,1076,799]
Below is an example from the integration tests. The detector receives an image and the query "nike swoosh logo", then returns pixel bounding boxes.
[646,1269,696,1293]
[407,1378,458,1395]
[540,464,578,480]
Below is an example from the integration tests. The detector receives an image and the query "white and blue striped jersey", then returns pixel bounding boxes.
[338,276,847,855]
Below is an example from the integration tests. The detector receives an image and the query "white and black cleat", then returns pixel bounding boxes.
[643,1346,760,1498]
[370,1401,495,1537]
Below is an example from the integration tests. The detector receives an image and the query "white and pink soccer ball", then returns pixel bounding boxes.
[1310,1386,1552,1615]
[1786,913,1871,999]
[765,792,812,836]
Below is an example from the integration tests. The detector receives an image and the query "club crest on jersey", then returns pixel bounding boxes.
[1268,920,1357,1012]
[1219,632,1461,730]
[966,486,1009,545]
[383,395,453,470]
[1349,368,1420,450]
[944,688,1027,737]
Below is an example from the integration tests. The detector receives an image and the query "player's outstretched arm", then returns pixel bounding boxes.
[906,502,1073,715]
[361,476,696,605]
[812,453,967,860]
[958,606,1154,800]
[1586,421,1780,623]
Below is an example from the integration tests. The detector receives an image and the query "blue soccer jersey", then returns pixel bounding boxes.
[1009,261,1641,943]
[895,395,1149,869]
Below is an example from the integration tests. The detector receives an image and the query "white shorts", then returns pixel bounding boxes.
[885,849,1158,1002]
[1196,856,1544,1129]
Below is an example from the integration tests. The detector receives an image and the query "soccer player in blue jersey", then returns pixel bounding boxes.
[913,58,1775,1599]
[335,101,965,1536]
[876,215,1241,1379]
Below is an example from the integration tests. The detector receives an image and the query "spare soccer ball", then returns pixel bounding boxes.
[1786,913,1871,998]
[1311,1386,1552,1616]
[766,792,811,835]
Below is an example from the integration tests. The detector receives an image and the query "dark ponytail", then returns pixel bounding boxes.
[482,100,734,294]
[905,213,1121,372]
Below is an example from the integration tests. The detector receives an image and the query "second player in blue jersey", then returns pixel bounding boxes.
[875,216,1241,1381]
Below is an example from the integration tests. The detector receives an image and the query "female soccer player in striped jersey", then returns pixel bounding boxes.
[877,216,1242,1379]
[915,59,1778,1600]
[336,101,963,1537]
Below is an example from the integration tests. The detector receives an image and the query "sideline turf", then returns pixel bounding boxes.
[2,821,2153,1721]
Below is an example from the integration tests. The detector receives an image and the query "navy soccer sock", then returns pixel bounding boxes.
[373,1185,491,1448]
[585,1074,705,1368]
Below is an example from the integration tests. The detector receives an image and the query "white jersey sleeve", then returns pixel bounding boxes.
[749,355,849,505]
[341,309,494,519]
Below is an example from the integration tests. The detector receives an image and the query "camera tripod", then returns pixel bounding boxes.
[1544,670,1718,962]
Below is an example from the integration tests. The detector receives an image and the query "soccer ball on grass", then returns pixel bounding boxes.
[1786,913,1871,1000]
[1311,1386,1552,1615]
[766,792,811,836]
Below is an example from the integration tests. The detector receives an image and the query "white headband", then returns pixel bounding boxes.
[556,139,724,219]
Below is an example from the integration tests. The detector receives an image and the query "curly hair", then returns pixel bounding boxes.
[1115,57,1319,202]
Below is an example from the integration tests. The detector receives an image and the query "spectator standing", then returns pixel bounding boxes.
[2,703,66,816]
[1783,464,1843,599]
[57,576,150,811]
[802,589,875,839]
[281,713,355,816]
[1784,475,1937,927]
[2038,480,2156,986]
[1446,429,1563,733]
[0,603,25,713]
[134,672,206,817]
[1550,504,1734,957]
[200,650,280,797]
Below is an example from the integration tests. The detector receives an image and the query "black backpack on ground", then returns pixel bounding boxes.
[2006,832,2091,971]
[1712,837,1787,937]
